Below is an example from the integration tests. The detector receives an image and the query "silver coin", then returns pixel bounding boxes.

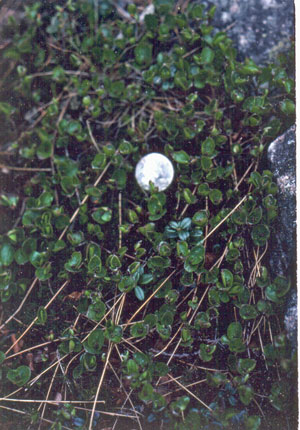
[135,153,175,191]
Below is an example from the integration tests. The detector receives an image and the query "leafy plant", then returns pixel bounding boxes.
[0,0,295,429]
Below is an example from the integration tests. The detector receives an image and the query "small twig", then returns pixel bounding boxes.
[89,342,113,430]
[0,278,39,332]
[234,161,255,190]
[124,270,177,327]
[58,156,116,241]
[86,120,101,153]
[203,195,248,242]
[0,164,51,172]
[0,405,74,430]
[109,363,143,430]
[5,280,69,355]
[38,363,60,430]
[118,192,122,249]
[0,398,105,404]
[179,185,198,219]
[167,373,213,412]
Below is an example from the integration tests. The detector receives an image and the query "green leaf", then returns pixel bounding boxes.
[147,255,170,269]
[197,183,210,196]
[227,322,243,340]
[53,239,66,252]
[232,208,247,225]
[170,396,190,414]
[86,301,106,322]
[279,99,295,115]
[130,322,148,338]
[201,156,213,171]
[67,120,82,135]
[105,321,123,343]
[201,137,215,156]
[194,312,211,329]
[238,385,253,405]
[187,244,205,265]
[172,150,190,164]
[92,153,107,169]
[118,276,136,293]
[139,383,154,402]
[36,306,47,325]
[269,381,289,411]
[247,207,262,225]
[145,14,158,31]
[251,224,270,246]
[0,102,16,117]
[37,141,52,160]
[209,189,222,205]
[81,353,96,372]
[35,265,52,281]
[83,329,104,354]
[92,207,112,224]
[0,351,6,365]
[0,243,15,266]
[200,47,215,64]
[7,365,31,386]
[240,304,258,320]
[134,286,145,301]
[221,269,233,289]
[88,255,102,275]
[29,251,46,268]
[273,275,290,298]
[199,343,216,361]
[67,231,84,246]
[64,251,82,272]
[134,43,152,65]
[245,416,261,430]
[183,188,197,204]
[107,254,121,271]
[237,358,256,375]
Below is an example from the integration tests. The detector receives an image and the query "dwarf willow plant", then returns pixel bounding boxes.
[0,1,295,429]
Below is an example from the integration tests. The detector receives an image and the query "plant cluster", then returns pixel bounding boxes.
[0,1,296,429]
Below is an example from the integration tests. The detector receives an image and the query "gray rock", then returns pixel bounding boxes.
[210,0,295,65]
[268,125,296,275]
[267,125,296,347]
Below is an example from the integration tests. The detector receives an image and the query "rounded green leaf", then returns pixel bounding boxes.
[134,42,152,65]
[92,207,112,224]
[237,358,256,375]
[134,286,145,301]
[239,304,258,320]
[200,47,215,64]
[201,138,215,156]
[221,269,233,289]
[130,322,149,338]
[199,343,216,362]
[92,153,107,169]
[192,210,208,227]
[251,224,270,246]
[172,150,190,164]
[188,244,205,265]
[227,322,243,340]
[0,243,14,266]
[87,301,106,322]
[209,189,222,205]
[7,365,31,386]
[84,329,104,354]
[238,385,253,405]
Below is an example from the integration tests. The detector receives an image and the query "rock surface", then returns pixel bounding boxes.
[267,125,296,347]
[268,125,296,275]
[210,0,295,65]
